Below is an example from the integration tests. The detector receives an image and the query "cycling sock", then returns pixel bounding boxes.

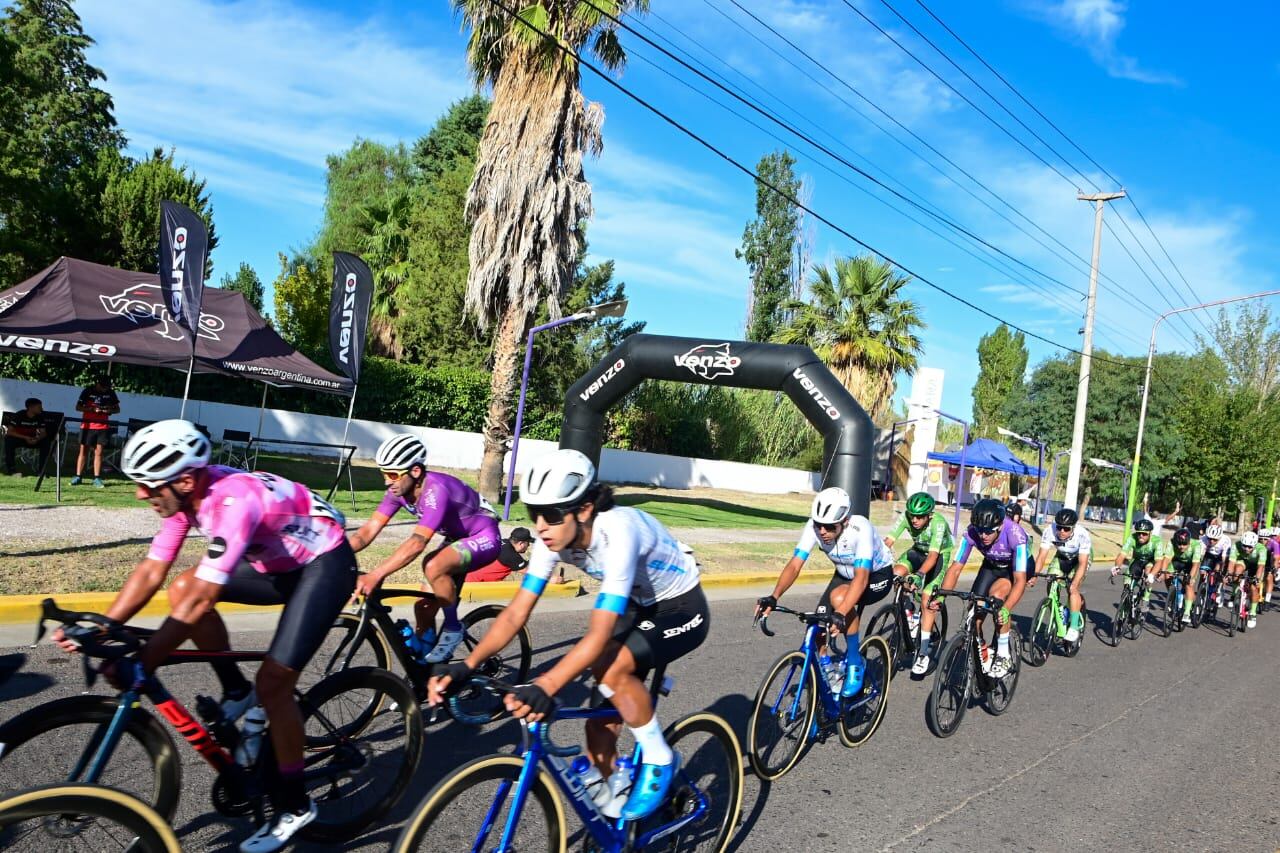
[212,660,251,698]
[1183,598,1194,617]
[276,759,309,815]
[629,715,673,766]
[996,632,1010,658]
[1250,602,1258,616]
[1069,610,1084,630]
[442,606,463,632]
[917,636,932,658]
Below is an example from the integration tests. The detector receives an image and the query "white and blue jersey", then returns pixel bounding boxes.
[793,515,894,580]
[522,506,701,614]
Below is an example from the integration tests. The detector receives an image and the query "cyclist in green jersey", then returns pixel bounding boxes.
[1111,519,1170,606]
[1163,528,1203,625]
[883,492,953,636]
[1227,530,1266,628]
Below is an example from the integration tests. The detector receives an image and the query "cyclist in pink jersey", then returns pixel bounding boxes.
[52,420,355,852]
[347,433,501,662]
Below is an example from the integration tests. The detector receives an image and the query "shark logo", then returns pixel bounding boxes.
[100,283,224,342]
[674,343,742,380]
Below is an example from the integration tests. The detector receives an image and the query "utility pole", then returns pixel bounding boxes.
[1063,190,1126,509]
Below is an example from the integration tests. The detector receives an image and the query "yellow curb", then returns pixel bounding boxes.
[0,580,582,626]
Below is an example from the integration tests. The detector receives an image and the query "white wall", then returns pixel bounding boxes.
[0,379,822,494]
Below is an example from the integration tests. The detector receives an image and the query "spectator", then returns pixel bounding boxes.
[71,373,120,488]
[3,397,53,476]
[464,527,538,583]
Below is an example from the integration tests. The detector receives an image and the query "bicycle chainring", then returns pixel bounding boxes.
[211,767,257,817]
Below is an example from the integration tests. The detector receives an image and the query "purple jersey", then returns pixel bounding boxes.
[376,471,497,541]
[1267,538,1280,564]
[955,517,1030,572]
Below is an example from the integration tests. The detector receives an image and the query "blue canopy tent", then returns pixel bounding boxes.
[928,438,1046,478]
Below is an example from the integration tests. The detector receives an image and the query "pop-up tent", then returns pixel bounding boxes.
[928,437,1045,477]
[0,257,352,394]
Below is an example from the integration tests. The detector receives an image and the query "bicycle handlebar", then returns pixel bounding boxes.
[752,604,840,638]
[35,598,142,655]
[934,589,1004,611]
[446,675,580,757]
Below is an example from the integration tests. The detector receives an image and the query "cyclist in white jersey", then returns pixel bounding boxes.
[429,449,708,821]
[756,486,895,698]
[1029,508,1092,642]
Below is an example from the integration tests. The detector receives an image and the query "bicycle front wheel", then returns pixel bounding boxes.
[1125,591,1145,641]
[452,605,534,724]
[1109,594,1127,648]
[925,635,969,738]
[838,635,891,748]
[1026,598,1052,667]
[1159,587,1175,637]
[393,755,565,853]
[747,651,816,781]
[1064,598,1085,658]
[0,784,180,853]
[983,630,1021,716]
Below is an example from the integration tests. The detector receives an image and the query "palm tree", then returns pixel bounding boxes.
[453,0,648,498]
[359,191,413,359]
[775,254,924,422]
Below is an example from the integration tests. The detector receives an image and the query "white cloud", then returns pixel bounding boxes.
[1028,0,1182,85]
[592,141,727,204]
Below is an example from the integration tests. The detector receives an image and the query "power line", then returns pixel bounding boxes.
[1109,207,1216,342]
[1102,219,1202,347]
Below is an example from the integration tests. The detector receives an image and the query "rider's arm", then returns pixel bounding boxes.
[348,511,392,552]
[883,515,907,548]
[939,536,973,591]
[368,524,436,582]
[105,512,190,622]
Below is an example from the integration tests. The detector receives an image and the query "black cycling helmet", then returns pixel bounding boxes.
[1133,518,1154,534]
[1173,528,1191,547]
[971,498,1005,532]
[1054,508,1079,528]
[1005,501,1023,519]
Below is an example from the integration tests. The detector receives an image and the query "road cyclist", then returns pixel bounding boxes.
[1199,524,1232,617]
[1111,518,1168,610]
[882,491,953,642]
[347,433,502,664]
[428,448,711,822]
[1163,527,1204,627]
[1225,530,1266,629]
[1027,507,1091,645]
[913,498,1029,679]
[1262,527,1279,608]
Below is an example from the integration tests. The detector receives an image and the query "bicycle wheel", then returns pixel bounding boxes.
[451,605,534,724]
[1109,593,1127,647]
[298,666,423,843]
[1159,587,1175,637]
[0,784,180,853]
[865,604,902,667]
[746,651,816,781]
[838,635,891,748]
[301,612,395,733]
[925,635,969,738]
[0,695,180,821]
[634,712,745,853]
[983,629,1020,716]
[392,755,564,853]
[1026,598,1052,667]
[1124,590,1144,641]
[1225,590,1237,637]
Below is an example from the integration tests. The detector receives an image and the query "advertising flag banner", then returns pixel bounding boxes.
[329,252,372,383]
[157,201,209,346]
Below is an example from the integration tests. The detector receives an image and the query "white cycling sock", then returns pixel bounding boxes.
[630,716,673,766]
[997,633,1011,657]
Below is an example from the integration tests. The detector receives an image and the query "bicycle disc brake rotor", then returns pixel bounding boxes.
[41,812,96,839]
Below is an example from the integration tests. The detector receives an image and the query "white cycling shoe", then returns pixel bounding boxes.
[910,654,930,676]
[989,655,1012,678]
[425,628,466,663]
[1182,612,1192,624]
[240,799,317,853]
[1064,627,1080,643]
[1248,617,1258,628]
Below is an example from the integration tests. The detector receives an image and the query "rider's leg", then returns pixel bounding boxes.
[586,641,639,777]
[829,582,864,695]
[170,565,250,697]
[414,545,463,634]
[988,577,1014,657]
[1185,566,1199,618]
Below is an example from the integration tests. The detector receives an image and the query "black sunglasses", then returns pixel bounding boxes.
[975,526,1000,535]
[526,504,575,526]
[1056,526,1074,535]
[815,521,842,533]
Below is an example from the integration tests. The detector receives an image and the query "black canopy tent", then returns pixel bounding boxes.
[0,257,354,498]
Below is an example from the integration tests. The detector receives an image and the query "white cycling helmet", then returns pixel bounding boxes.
[1263,528,1276,538]
[1205,524,1224,539]
[522,449,596,507]
[811,486,852,525]
[1242,531,1259,548]
[122,419,211,487]
[375,434,427,472]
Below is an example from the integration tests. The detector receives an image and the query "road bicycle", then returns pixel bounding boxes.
[0,783,181,853]
[311,584,532,724]
[924,590,1021,738]
[1109,563,1151,646]
[1218,570,1257,636]
[746,605,891,780]
[392,674,743,853]
[1155,567,1193,636]
[864,573,947,675]
[1025,570,1087,666]
[1196,560,1225,628]
[0,598,422,845]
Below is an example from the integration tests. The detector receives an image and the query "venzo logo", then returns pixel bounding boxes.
[674,343,741,380]
[336,273,359,366]
[166,227,188,319]
[100,283,224,342]
[0,288,31,314]
[792,367,841,420]
[579,358,626,401]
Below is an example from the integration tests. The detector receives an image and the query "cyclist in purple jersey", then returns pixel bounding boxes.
[1264,528,1280,605]
[348,434,501,662]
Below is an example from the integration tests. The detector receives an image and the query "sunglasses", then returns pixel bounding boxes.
[975,526,1000,535]
[526,504,576,526]
[815,521,842,533]
[381,469,410,481]
[1056,526,1074,535]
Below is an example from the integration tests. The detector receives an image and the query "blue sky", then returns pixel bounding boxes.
[79,0,1280,417]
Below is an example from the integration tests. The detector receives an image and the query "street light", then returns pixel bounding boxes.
[997,426,1047,524]
[1091,457,1131,525]
[933,408,969,537]
[502,299,629,519]
[1124,289,1280,538]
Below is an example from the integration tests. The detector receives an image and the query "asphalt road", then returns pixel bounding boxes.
[2,571,1278,852]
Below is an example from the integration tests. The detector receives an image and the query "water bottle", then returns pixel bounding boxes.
[1060,605,1069,627]
[570,756,605,800]
[195,694,239,751]
[234,706,267,767]
[599,756,634,818]
[818,654,843,693]
[396,619,428,664]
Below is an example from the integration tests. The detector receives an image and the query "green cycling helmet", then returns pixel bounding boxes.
[905,491,935,517]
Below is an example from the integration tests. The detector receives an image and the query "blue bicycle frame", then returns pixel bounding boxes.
[768,621,876,743]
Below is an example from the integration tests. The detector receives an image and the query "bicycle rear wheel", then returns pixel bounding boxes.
[1159,587,1175,637]
[1026,598,1052,667]
[302,612,395,733]
[837,635,890,748]
[1063,598,1085,658]
[747,651,815,781]
[451,605,534,724]
[925,635,969,738]
[983,629,1020,716]
[865,604,902,668]
[0,784,180,853]
[392,755,564,853]
[1225,590,1237,637]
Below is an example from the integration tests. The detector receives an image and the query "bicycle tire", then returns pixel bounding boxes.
[746,651,815,781]
[392,755,565,853]
[1190,590,1204,628]
[837,635,891,748]
[1109,594,1126,648]
[0,694,180,821]
[303,611,395,734]
[636,712,745,853]
[865,604,901,667]
[925,634,968,738]
[1124,590,1144,641]
[298,666,423,843]
[1026,598,1052,667]
[451,605,534,724]
[1225,589,1237,637]
[1160,587,1175,637]
[983,630,1020,716]
[0,783,180,853]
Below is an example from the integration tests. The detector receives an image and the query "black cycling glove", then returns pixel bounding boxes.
[511,682,555,716]
[756,595,777,613]
[830,611,848,634]
[433,662,475,698]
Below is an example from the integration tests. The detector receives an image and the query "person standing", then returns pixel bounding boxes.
[3,398,54,476]
[71,374,120,487]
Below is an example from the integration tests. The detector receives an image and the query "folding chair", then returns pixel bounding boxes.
[1,412,39,472]
[219,429,253,468]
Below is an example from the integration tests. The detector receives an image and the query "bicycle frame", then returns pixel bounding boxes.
[337,588,437,679]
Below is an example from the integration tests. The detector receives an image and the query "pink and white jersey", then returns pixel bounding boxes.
[146,466,346,585]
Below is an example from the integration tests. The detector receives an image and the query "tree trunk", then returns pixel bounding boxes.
[477,300,531,501]
[1078,487,1093,521]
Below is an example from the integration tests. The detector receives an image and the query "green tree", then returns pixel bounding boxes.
[775,254,924,421]
[453,0,651,499]
[972,324,1028,437]
[97,147,217,276]
[315,139,413,262]
[219,261,264,313]
[271,252,328,355]
[1201,302,1280,399]
[0,0,124,282]
[737,149,801,343]
[412,94,491,182]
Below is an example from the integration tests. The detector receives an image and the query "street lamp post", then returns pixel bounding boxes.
[997,426,1047,524]
[934,409,969,536]
[1091,457,1132,526]
[1124,290,1280,538]
[502,299,628,520]
[1043,449,1071,516]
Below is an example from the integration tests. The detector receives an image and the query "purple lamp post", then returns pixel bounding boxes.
[933,409,969,537]
[502,299,628,520]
